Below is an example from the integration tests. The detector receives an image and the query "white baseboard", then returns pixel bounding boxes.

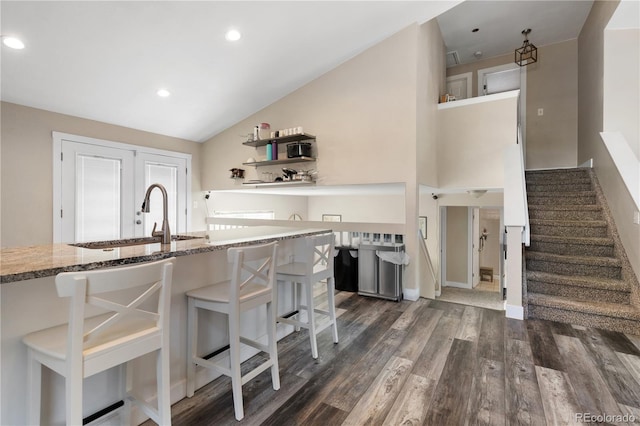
[506,304,524,320]
[579,158,593,168]
[403,287,419,301]
[445,281,471,289]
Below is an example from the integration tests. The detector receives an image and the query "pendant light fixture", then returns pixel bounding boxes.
[515,29,537,66]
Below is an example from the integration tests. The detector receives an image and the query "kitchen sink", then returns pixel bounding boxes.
[70,235,203,249]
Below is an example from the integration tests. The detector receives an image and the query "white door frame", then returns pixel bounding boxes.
[53,132,192,243]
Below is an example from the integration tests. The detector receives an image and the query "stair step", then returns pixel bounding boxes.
[528,192,596,205]
[526,251,621,279]
[527,293,640,334]
[529,219,608,238]
[528,234,614,257]
[526,271,630,303]
[528,205,603,221]
[527,181,592,193]
[525,169,590,182]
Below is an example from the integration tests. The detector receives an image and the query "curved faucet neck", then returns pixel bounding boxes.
[142,183,171,244]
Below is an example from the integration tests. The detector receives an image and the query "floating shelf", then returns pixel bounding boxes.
[243,157,315,167]
[242,133,316,148]
[242,181,315,188]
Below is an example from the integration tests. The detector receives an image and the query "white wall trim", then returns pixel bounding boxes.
[445,280,472,289]
[506,304,524,320]
[403,287,419,301]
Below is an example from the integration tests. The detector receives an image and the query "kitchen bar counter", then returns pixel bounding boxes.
[0,226,330,283]
[1,226,331,425]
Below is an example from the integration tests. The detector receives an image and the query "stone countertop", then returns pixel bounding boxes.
[0,226,331,284]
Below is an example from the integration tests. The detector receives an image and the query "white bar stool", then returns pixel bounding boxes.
[186,242,279,421]
[22,257,175,426]
[276,233,339,359]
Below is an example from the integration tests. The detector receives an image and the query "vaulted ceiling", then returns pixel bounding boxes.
[1,1,594,143]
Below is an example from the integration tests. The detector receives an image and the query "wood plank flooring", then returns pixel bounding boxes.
[148,293,640,425]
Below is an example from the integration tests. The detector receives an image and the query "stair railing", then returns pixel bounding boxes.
[418,229,439,298]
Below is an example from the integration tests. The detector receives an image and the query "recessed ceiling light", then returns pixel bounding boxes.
[157,88,171,98]
[225,29,241,42]
[2,36,25,49]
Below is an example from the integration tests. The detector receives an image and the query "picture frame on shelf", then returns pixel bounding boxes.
[419,216,427,239]
[322,214,342,222]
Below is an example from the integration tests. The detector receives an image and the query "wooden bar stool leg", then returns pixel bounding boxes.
[305,281,318,359]
[293,282,301,332]
[26,350,41,426]
[120,362,132,424]
[186,298,197,398]
[157,346,172,424]
[67,362,83,426]
[267,300,280,390]
[228,312,244,420]
[327,277,339,344]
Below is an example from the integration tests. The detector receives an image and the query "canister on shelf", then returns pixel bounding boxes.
[258,123,271,140]
[266,142,273,161]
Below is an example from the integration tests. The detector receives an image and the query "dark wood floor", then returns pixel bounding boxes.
[152,292,640,425]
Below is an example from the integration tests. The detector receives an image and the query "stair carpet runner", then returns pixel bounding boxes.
[525,168,640,335]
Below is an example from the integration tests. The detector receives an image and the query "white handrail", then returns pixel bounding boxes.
[418,230,439,297]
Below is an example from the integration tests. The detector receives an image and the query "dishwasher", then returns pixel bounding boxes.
[358,243,405,301]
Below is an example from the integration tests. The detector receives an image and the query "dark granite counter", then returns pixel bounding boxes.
[0,226,331,283]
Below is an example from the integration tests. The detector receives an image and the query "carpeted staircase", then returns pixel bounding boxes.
[524,168,640,335]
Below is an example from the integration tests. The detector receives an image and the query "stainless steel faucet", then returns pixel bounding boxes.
[141,183,171,244]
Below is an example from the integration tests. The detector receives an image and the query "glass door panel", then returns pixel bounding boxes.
[75,155,122,242]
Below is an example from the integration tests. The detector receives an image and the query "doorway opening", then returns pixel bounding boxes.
[438,205,504,311]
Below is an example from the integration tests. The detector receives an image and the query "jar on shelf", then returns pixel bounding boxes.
[258,123,271,140]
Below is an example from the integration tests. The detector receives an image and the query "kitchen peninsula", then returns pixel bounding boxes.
[1,226,331,425]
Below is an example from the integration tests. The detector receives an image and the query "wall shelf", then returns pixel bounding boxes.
[242,133,316,148]
[243,156,315,167]
[242,181,315,188]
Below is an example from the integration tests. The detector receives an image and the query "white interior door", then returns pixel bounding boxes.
[446,72,472,100]
[60,141,135,243]
[135,152,188,237]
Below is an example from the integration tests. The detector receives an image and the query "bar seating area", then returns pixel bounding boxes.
[13,229,342,425]
[185,241,281,421]
[276,233,339,359]
[22,258,176,426]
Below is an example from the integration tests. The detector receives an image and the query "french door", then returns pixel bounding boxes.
[54,133,190,243]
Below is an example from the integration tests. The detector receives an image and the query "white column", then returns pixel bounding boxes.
[505,225,524,319]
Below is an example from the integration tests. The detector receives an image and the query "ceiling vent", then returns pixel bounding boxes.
[446,51,460,67]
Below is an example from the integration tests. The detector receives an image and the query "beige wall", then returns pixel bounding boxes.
[437,95,518,189]
[578,0,640,281]
[201,23,421,191]
[604,28,640,158]
[447,39,579,170]
[445,206,468,284]
[417,19,447,187]
[526,39,578,169]
[307,194,405,223]
[0,102,204,247]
